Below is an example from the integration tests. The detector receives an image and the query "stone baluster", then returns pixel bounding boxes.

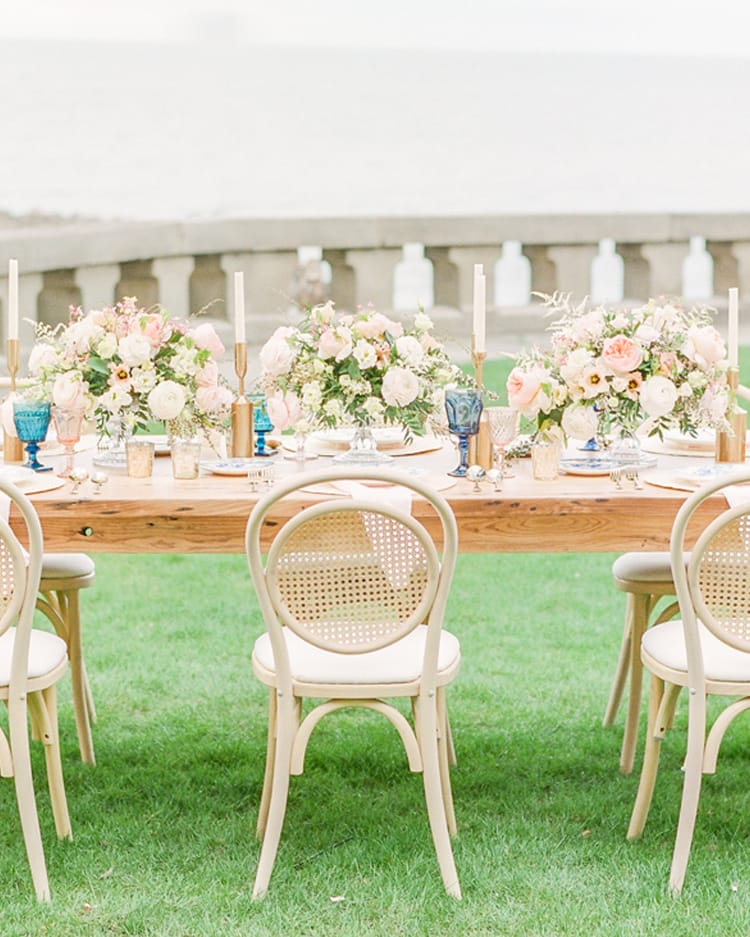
[323,250,356,311]
[75,264,121,311]
[38,269,82,328]
[520,245,557,296]
[727,242,750,299]
[343,248,404,311]
[705,241,738,296]
[617,243,651,301]
[115,260,159,308]
[640,242,689,298]
[189,255,226,324]
[545,244,599,298]
[441,246,498,315]
[152,256,194,316]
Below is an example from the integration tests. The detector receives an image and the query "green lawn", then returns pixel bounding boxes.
[3,353,750,936]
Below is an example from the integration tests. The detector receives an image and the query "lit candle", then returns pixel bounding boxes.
[233,272,246,344]
[728,287,739,369]
[472,263,486,354]
[7,258,18,341]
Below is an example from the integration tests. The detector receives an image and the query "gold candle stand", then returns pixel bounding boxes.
[468,344,493,470]
[716,368,747,464]
[4,338,24,463]
[231,343,253,458]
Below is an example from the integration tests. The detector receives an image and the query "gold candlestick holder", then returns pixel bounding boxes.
[231,343,253,458]
[716,368,747,464]
[4,338,24,463]
[469,341,493,469]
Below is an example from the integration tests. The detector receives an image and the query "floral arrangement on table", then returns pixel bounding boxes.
[25,296,234,441]
[258,301,471,439]
[506,293,731,442]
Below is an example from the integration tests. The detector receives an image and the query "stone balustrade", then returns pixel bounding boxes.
[1,213,750,365]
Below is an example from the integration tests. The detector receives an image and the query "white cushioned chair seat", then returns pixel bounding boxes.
[40,553,95,580]
[613,552,674,583]
[643,618,750,683]
[0,628,68,686]
[253,624,460,685]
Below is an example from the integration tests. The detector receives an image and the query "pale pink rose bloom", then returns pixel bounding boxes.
[266,390,302,430]
[148,380,186,421]
[601,335,643,374]
[195,360,218,388]
[507,366,549,417]
[27,343,60,373]
[318,326,353,361]
[381,367,419,406]
[640,375,679,418]
[191,322,225,357]
[52,372,87,410]
[260,327,297,377]
[394,335,424,367]
[658,351,676,375]
[195,384,233,414]
[685,324,725,367]
[118,332,152,368]
[142,314,169,349]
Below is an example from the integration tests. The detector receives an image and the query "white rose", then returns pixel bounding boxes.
[414,312,433,331]
[28,343,60,374]
[260,327,297,377]
[148,380,186,421]
[95,332,118,359]
[640,375,679,418]
[395,335,425,368]
[381,367,419,407]
[52,372,88,410]
[684,324,726,367]
[561,404,599,441]
[118,333,152,368]
[64,314,102,355]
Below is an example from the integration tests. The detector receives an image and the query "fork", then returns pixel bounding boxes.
[609,467,623,489]
[625,467,644,490]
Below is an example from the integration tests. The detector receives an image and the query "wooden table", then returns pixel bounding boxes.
[13,440,726,554]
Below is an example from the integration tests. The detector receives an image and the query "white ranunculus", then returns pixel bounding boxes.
[395,335,425,368]
[148,380,186,421]
[640,375,679,418]
[561,404,599,441]
[381,367,419,407]
[118,332,152,368]
[260,327,297,377]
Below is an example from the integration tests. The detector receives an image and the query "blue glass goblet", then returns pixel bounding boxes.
[13,400,53,472]
[444,388,483,477]
[248,394,276,457]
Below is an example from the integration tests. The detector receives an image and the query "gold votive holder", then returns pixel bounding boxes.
[231,396,253,458]
[716,368,747,464]
[531,436,562,480]
[171,439,201,479]
[125,439,155,478]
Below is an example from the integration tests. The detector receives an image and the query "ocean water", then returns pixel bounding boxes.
[2,39,750,223]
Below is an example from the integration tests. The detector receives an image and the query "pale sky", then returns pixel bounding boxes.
[1,0,749,56]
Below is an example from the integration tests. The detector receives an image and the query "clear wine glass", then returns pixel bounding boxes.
[13,400,53,472]
[444,388,483,477]
[52,406,85,478]
[486,406,521,477]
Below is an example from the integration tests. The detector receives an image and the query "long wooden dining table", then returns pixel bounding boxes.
[10,438,728,555]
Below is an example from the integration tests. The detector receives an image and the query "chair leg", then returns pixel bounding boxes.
[417,694,461,899]
[39,686,72,841]
[256,688,278,839]
[628,676,676,839]
[8,696,50,902]
[669,688,708,894]
[253,694,295,900]
[436,688,456,836]
[619,593,651,775]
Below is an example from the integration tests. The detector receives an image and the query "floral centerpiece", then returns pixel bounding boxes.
[258,301,470,441]
[25,297,234,443]
[507,293,730,443]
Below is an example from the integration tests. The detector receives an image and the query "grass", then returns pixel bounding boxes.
[4,351,750,935]
[3,551,750,936]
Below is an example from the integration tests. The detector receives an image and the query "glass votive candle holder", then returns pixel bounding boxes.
[125,439,155,478]
[171,439,201,479]
[531,437,562,481]
[247,460,275,492]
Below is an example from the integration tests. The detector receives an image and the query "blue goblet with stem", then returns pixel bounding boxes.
[248,393,275,457]
[13,400,53,472]
[445,388,483,477]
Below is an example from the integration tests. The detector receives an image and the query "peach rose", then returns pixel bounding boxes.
[506,366,550,417]
[601,335,643,374]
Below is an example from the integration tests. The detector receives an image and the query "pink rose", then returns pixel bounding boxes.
[260,327,297,377]
[685,325,725,367]
[195,384,233,414]
[142,314,170,349]
[266,390,301,430]
[191,322,225,358]
[381,367,419,406]
[318,326,353,361]
[601,335,643,374]
[195,360,218,387]
[52,372,88,410]
[357,312,399,340]
[507,366,549,417]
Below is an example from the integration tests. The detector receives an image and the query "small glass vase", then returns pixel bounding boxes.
[609,425,642,468]
[93,412,131,468]
[333,425,394,464]
[531,432,563,480]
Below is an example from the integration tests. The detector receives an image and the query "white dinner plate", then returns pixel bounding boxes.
[559,455,656,476]
[0,466,36,486]
[311,427,407,450]
[200,458,266,476]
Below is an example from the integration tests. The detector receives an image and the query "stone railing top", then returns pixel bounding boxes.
[3,213,750,273]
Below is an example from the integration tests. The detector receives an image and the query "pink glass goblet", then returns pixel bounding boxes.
[486,406,520,477]
[52,406,85,478]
